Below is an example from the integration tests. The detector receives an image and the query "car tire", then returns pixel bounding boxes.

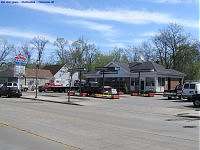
[168,97,172,100]
[193,99,200,108]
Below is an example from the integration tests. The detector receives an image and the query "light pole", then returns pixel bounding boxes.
[35,60,39,98]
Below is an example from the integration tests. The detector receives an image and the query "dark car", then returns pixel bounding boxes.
[191,94,200,107]
[81,81,100,95]
[163,84,183,100]
[0,82,22,98]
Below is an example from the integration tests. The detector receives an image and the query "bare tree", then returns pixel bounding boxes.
[109,47,129,63]
[69,38,85,68]
[124,46,141,62]
[21,42,32,65]
[30,36,48,65]
[140,41,156,62]
[54,37,69,65]
[153,23,188,68]
[84,43,99,71]
[0,39,14,67]
[30,36,48,98]
[68,37,99,70]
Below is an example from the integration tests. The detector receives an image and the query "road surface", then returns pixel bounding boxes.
[0,95,199,150]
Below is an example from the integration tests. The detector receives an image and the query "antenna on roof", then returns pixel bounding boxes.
[139,54,145,62]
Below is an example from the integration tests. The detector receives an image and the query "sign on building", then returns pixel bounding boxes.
[14,53,26,77]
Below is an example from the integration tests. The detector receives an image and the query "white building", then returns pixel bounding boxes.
[53,65,79,86]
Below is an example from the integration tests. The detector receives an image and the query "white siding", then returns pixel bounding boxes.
[54,66,79,86]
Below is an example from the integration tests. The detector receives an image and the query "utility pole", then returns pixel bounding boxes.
[68,72,73,103]
[35,60,39,98]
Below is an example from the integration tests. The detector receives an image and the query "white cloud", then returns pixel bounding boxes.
[66,19,114,33]
[0,27,56,42]
[100,42,127,49]
[18,3,198,28]
[140,31,157,37]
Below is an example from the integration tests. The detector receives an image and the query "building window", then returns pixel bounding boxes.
[158,77,165,86]
[131,78,135,86]
[146,77,155,86]
[131,78,139,86]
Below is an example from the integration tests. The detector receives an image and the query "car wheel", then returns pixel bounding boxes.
[193,99,200,108]
[168,97,172,100]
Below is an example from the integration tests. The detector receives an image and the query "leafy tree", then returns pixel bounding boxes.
[174,42,200,80]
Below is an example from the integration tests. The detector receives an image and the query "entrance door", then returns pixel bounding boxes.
[140,81,145,91]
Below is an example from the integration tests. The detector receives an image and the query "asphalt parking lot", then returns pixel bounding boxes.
[0,93,199,150]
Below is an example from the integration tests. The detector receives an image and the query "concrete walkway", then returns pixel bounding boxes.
[21,92,112,106]
[21,92,200,119]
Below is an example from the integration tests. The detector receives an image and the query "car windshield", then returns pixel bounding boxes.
[184,84,189,89]
[190,84,195,89]
[176,85,182,90]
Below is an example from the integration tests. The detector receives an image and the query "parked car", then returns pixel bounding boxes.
[81,82,117,95]
[163,84,183,99]
[191,94,200,107]
[102,86,118,95]
[0,82,22,98]
[182,82,200,100]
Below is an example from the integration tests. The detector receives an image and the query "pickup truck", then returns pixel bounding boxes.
[163,85,182,100]
[0,82,22,98]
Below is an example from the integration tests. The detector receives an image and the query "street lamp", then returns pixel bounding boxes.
[35,59,39,98]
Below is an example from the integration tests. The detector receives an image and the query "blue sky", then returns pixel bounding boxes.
[0,0,199,58]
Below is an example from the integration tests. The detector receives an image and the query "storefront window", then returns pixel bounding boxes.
[146,77,155,86]
[131,78,139,86]
[158,77,165,86]
[131,78,135,86]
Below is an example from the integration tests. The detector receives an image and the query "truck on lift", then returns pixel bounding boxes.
[38,82,79,93]
[39,81,118,96]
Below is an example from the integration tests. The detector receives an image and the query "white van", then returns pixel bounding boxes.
[182,82,200,99]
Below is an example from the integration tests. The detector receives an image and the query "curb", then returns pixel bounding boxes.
[21,97,83,106]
